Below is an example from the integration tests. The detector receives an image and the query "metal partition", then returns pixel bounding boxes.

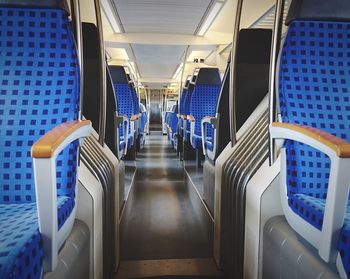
[220,110,269,278]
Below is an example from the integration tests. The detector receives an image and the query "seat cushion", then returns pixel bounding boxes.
[0,196,72,279]
[290,193,350,276]
[0,203,42,279]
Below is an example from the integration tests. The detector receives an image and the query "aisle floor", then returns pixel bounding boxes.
[120,130,212,261]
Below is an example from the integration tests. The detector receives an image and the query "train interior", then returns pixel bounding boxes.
[0,0,350,278]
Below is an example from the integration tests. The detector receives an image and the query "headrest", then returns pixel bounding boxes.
[237,29,272,64]
[286,0,350,25]
[196,68,221,86]
[109,65,129,84]
[0,0,69,14]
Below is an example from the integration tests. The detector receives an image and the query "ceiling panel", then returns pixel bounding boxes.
[114,0,211,34]
[132,44,186,79]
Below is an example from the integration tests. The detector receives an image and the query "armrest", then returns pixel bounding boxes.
[31,120,92,271]
[201,116,218,156]
[130,114,138,121]
[187,115,195,122]
[270,122,350,262]
[115,115,129,157]
[32,120,92,158]
[271,122,350,158]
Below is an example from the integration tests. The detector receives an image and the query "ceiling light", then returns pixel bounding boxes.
[197,1,224,36]
[101,0,121,33]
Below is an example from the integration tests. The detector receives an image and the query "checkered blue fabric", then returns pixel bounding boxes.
[279,20,350,275]
[140,111,148,134]
[0,196,70,279]
[114,83,134,147]
[189,84,220,148]
[0,7,80,278]
[130,86,139,116]
[179,88,188,114]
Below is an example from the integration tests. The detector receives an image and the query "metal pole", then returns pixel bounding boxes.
[179,46,189,104]
[268,0,285,166]
[70,0,83,119]
[94,0,107,146]
[229,0,244,147]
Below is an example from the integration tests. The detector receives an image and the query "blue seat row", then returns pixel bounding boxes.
[109,65,141,158]
[0,1,92,278]
[269,0,350,277]
[188,68,221,151]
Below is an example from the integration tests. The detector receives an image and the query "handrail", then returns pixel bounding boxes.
[268,0,285,166]
[94,0,107,146]
[229,0,244,147]
[179,45,190,105]
[70,0,83,120]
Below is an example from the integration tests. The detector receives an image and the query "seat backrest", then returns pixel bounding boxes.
[0,1,80,204]
[110,66,133,119]
[190,68,221,136]
[170,105,178,135]
[235,29,272,131]
[82,23,119,155]
[179,80,190,115]
[140,103,147,133]
[82,23,100,133]
[279,0,350,201]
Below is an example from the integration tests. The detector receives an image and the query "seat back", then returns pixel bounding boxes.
[179,80,190,115]
[140,103,148,134]
[184,75,197,140]
[82,23,119,155]
[190,68,221,139]
[0,1,80,205]
[235,29,272,131]
[279,0,350,223]
[109,65,134,142]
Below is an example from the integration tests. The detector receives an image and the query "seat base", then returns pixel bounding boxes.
[263,216,339,278]
[44,219,90,279]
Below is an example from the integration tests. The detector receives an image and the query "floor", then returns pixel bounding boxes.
[117,126,220,278]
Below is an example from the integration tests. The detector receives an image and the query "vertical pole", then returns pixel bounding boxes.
[70,0,83,119]
[179,46,190,104]
[94,0,107,146]
[268,0,285,166]
[229,0,244,147]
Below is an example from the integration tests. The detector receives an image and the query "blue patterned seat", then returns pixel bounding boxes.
[183,76,197,142]
[178,81,190,137]
[189,68,221,149]
[169,105,178,147]
[109,66,135,149]
[272,0,350,276]
[0,2,81,278]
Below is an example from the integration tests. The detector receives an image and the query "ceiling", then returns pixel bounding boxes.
[96,0,279,90]
[114,0,212,34]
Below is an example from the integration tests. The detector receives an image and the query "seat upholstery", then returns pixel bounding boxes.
[189,69,221,149]
[0,196,70,279]
[169,105,178,146]
[279,20,350,275]
[0,5,80,278]
[109,66,135,149]
[183,79,196,142]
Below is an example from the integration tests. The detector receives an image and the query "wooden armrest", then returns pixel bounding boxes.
[32,120,91,158]
[272,122,350,158]
[187,115,195,122]
[130,114,139,121]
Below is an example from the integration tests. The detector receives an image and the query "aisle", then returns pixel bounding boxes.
[120,129,212,260]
